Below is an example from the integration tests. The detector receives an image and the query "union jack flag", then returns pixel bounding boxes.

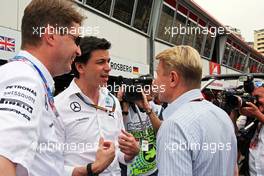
[0,36,15,52]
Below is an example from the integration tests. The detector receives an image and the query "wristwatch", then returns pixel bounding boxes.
[145,108,153,115]
[86,163,98,176]
[122,111,129,115]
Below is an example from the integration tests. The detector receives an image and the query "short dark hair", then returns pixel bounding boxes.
[72,36,111,78]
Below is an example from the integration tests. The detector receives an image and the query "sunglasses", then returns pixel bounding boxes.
[68,34,82,46]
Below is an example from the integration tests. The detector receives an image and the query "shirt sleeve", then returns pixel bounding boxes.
[116,99,125,130]
[157,120,193,176]
[115,100,126,164]
[0,67,43,173]
[117,149,134,165]
[150,101,162,116]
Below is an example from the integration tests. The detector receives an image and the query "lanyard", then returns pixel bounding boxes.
[11,56,59,117]
[75,92,116,116]
[134,104,150,138]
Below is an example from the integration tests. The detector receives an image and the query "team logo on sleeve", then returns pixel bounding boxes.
[105,96,114,108]
[0,98,32,121]
[0,98,33,113]
[70,102,81,112]
[5,85,37,97]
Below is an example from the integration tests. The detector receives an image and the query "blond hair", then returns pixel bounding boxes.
[156,45,202,88]
[21,0,85,48]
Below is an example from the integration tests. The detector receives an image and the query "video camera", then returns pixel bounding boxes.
[202,73,264,113]
[117,75,153,102]
[223,75,258,110]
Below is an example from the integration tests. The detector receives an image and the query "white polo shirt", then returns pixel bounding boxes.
[0,50,64,176]
[54,79,127,176]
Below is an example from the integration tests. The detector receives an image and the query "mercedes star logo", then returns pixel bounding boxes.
[70,102,81,112]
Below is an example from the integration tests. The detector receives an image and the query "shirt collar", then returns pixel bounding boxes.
[163,89,203,120]
[16,50,55,92]
[66,79,83,96]
[66,79,111,106]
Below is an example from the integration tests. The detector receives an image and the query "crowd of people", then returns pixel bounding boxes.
[0,0,263,176]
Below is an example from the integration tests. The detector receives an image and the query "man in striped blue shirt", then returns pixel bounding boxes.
[153,46,237,176]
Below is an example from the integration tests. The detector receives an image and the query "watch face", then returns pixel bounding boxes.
[146,109,152,114]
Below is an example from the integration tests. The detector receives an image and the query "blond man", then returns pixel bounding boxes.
[154,46,237,176]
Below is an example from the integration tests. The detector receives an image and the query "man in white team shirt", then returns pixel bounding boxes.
[0,0,84,175]
[54,36,140,176]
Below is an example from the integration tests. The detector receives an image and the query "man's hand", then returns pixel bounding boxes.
[133,90,152,110]
[0,156,16,176]
[239,86,264,123]
[118,130,140,162]
[93,138,115,174]
[117,85,125,102]
[253,87,264,112]
[72,138,115,176]
[240,102,264,122]
[240,102,261,117]
[141,91,151,111]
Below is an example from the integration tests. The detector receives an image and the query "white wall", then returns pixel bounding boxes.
[0,0,31,31]
[154,41,171,54]
[17,0,32,30]
[221,66,241,74]
[202,59,210,76]
[0,0,18,29]
[154,41,171,71]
